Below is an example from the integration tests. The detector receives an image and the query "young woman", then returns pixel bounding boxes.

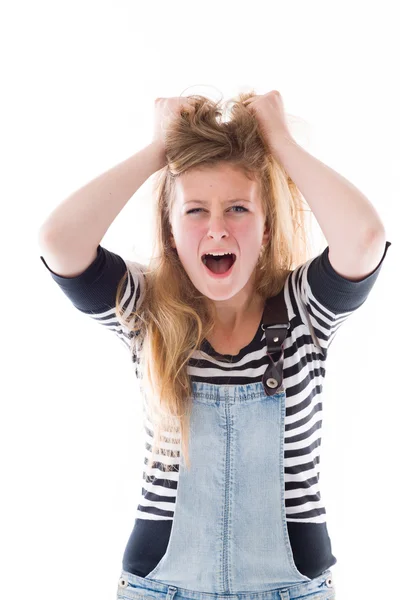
[38,91,390,600]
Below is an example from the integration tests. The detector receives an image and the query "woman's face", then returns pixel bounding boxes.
[169,162,269,303]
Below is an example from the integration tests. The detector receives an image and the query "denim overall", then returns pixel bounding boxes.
[117,288,335,599]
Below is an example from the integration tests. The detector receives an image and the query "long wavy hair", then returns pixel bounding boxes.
[115,91,314,475]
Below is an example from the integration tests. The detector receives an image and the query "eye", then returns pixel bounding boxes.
[186,206,248,214]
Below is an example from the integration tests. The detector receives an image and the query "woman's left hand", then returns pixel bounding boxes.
[243,90,294,152]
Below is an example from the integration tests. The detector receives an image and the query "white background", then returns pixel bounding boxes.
[2,1,398,599]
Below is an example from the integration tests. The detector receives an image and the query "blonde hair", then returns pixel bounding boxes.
[115,91,314,475]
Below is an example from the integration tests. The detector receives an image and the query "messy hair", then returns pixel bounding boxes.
[115,91,314,476]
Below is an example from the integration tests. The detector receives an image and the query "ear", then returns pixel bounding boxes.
[262,225,270,246]
[170,234,176,249]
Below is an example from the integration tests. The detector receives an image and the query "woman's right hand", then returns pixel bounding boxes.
[152,96,196,151]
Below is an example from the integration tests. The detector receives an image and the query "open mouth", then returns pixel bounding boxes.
[201,253,237,275]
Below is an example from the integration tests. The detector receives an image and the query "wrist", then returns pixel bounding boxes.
[268,131,297,156]
[150,139,167,167]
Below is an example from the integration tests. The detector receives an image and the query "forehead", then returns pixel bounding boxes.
[174,162,259,203]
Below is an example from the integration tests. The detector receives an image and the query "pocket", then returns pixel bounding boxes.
[116,578,168,600]
[117,588,163,600]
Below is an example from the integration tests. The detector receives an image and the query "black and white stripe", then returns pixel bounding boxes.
[40,241,391,525]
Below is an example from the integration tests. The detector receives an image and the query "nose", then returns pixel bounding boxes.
[206,214,230,241]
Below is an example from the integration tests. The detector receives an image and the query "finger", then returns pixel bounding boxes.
[243,96,259,107]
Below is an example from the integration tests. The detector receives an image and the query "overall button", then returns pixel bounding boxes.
[119,577,129,588]
[325,576,334,587]
[266,378,278,388]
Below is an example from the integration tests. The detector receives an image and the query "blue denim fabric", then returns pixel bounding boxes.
[116,568,335,600]
[117,381,336,598]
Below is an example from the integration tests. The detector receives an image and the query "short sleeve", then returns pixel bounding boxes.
[286,240,391,356]
[39,244,146,352]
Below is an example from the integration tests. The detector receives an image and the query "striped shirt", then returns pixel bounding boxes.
[40,239,391,579]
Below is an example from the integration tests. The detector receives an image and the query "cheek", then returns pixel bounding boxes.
[181,223,202,245]
[175,226,201,257]
[234,224,255,244]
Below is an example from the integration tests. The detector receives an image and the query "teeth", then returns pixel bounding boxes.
[202,251,235,265]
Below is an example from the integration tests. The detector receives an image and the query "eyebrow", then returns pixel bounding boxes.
[183,198,252,206]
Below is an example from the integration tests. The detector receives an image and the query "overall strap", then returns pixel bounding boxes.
[261,286,290,396]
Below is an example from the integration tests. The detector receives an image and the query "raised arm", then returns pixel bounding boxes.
[38,141,166,277]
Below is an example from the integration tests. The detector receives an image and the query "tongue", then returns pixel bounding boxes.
[206,255,234,274]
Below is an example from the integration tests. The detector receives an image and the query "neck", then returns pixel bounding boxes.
[211,293,265,334]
